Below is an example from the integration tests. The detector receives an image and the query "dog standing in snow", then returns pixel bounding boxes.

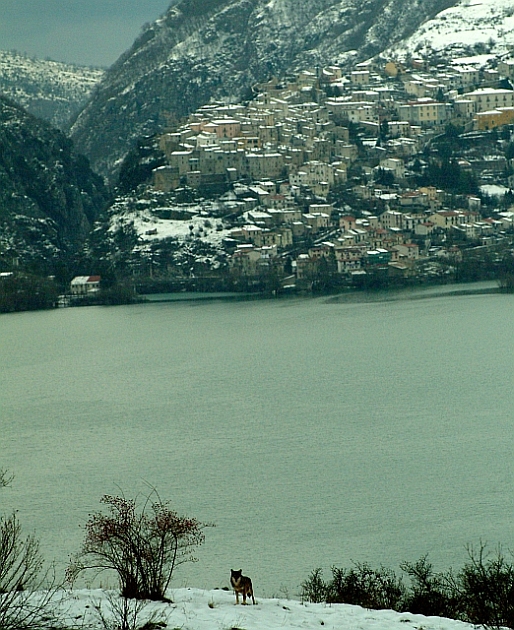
[230,569,256,604]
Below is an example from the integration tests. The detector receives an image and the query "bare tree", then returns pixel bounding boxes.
[91,591,164,630]
[0,469,14,488]
[68,489,211,600]
[0,471,61,630]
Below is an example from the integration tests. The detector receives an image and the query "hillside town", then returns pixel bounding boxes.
[107,52,514,294]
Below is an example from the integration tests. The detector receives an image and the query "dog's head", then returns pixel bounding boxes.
[231,569,242,581]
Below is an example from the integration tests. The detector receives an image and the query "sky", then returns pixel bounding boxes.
[0,0,172,67]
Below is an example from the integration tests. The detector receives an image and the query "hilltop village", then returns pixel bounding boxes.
[111,52,514,295]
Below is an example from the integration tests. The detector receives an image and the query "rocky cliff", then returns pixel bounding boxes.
[0,96,109,273]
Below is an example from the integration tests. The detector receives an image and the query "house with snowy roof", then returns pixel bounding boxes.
[70,276,101,295]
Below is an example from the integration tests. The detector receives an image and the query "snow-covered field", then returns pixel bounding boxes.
[109,197,233,247]
[481,183,510,196]
[45,588,478,630]
[124,208,231,247]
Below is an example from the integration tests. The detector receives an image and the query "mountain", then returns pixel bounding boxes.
[0,50,104,129]
[70,0,459,179]
[0,96,109,274]
[388,0,514,60]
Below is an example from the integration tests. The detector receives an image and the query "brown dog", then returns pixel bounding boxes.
[230,569,256,605]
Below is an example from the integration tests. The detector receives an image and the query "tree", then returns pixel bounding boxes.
[379,118,390,140]
[504,189,514,210]
[435,87,446,103]
[311,250,341,294]
[374,167,395,187]
[116,135,166,195]
[444,122,463,138]
[497,251,514,292]
[505,141,514,161]
[0,471,59,630]
[422,158,478,195]
[68,491,210,600]
[0,273,58,313]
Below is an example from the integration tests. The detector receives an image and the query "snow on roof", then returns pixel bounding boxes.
[465,87,514,96]
[211,119,241,125]
[480,184,509,196]
[451,54,494,67]
[71,275,100,285]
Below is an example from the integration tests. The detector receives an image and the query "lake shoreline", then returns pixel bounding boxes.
[139,280,501,305]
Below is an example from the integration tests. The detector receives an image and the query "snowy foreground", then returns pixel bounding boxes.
[50,588,478,630]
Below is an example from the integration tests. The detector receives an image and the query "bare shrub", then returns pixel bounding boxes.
[303,563,405,610]
[328,563,405,609]
[0,485,60,630]
[91,591,165,630]
[68,490,210,600]
[0,470,14,488]
[302,547,514,629]
[459,543,514,629]
[303,563,409,612]
[400,555,461,618]
[301,568,328,603]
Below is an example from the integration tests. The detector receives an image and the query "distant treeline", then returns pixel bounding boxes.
[0,273,58,313]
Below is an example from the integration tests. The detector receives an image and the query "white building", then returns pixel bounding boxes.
[70,276,101,295]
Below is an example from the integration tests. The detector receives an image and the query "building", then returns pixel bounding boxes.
[211,119,242,139]
[70,276,101,295]
[475,107,514,130]
[463,88,514,112]
[398,99,449,126]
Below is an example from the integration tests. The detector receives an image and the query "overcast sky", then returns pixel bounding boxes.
[0,0,172,67]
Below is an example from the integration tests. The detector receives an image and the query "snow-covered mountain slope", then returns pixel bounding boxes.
[70,0,459,179]
[0,96,108,273]
[388,0,514,60]
[0,51,103,129]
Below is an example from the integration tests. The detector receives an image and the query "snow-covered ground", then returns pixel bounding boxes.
[481,183,510,196]
[109,198,234,247]
[389,0,514,58]
[122,209,231,247]
[0,50,103,127]
[47,587,477,630]
[0,51,103,92]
